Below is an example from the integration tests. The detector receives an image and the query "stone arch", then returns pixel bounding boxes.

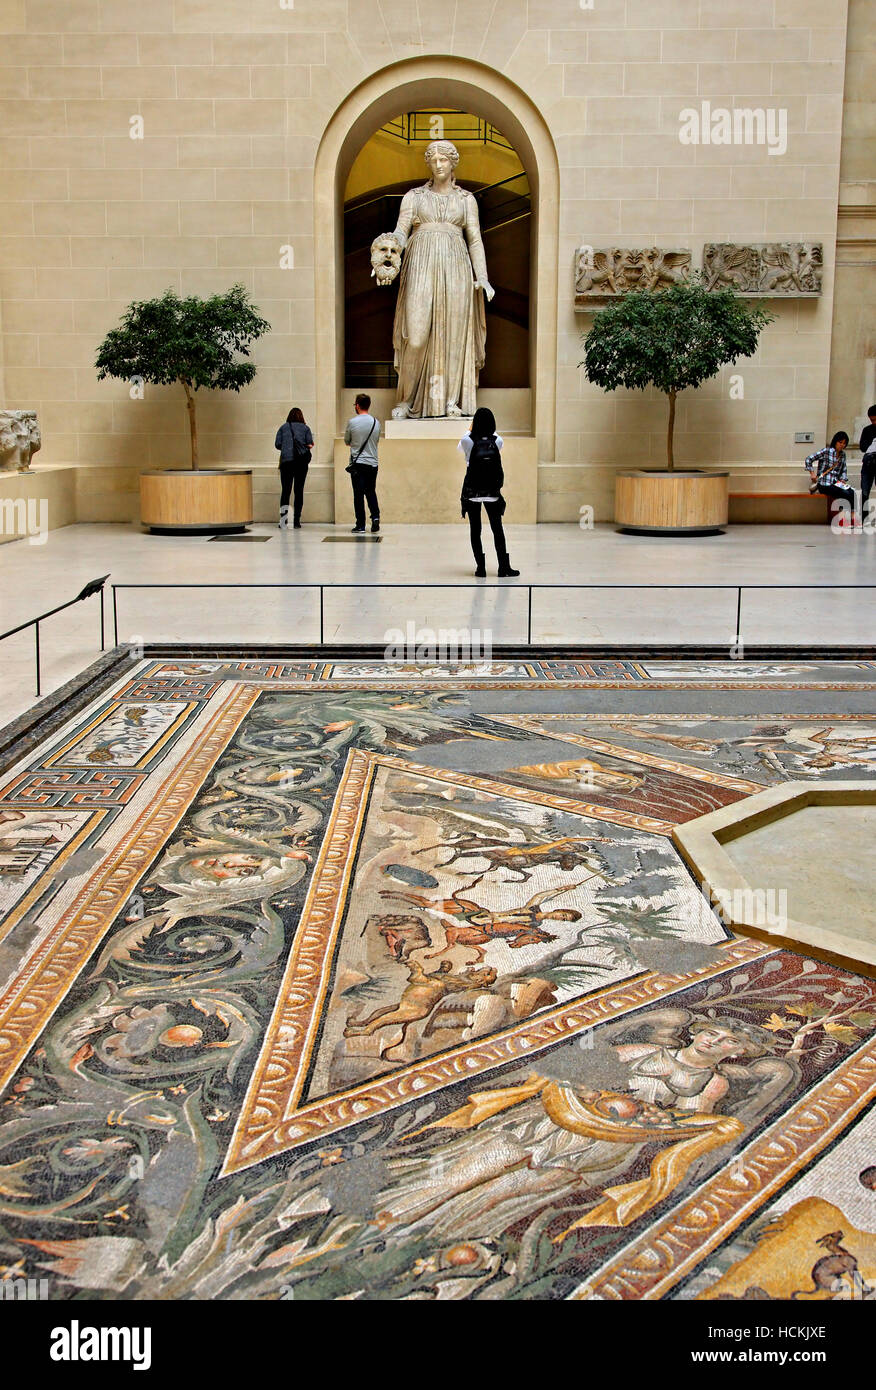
[313,56,560,467]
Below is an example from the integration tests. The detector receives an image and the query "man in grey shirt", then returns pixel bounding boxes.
[344,393,381,533]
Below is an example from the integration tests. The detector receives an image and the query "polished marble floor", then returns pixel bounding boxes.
[1,520,875,727]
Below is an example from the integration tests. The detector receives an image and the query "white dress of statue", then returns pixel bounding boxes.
[370,140,495,420]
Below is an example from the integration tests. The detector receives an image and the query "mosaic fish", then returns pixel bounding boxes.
[382,864,440,888]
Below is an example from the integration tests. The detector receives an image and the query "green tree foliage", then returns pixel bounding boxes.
[581,281,774,469]
[95,285,271,470]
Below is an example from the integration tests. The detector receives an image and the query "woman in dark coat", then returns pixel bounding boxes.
[274,408,314,529]
[459,407,518,577]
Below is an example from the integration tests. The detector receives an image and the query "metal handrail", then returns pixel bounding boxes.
[0,576,108,697]
[110,582,876,650]
[380,113,513,150]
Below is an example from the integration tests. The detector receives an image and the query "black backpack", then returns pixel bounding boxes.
[461,435,504,510]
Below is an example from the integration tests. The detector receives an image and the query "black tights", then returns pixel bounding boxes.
[466,500,507,563]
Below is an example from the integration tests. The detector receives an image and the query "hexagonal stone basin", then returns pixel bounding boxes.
[723,804,876,940]
[674,782,876,972]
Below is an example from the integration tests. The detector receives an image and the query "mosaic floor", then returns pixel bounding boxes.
[0,656,875,1301]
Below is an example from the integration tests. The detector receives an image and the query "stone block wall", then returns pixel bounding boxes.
[0,0,855,523]
[827,0,876,451]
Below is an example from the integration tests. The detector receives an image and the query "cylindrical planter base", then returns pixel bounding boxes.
[139,469,253,533]
[615,469,729,535]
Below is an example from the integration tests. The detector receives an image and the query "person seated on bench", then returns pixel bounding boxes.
[805,432,858,529]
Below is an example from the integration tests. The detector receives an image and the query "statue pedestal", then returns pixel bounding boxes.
[383,418,473,440]
[0,464,76,545]
[333,435,538,524]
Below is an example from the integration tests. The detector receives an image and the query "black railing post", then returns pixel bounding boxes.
[113,586,119,647]
[34,619,41,697]
[319,587,324,646]
[100,586,105,651]
[736,587,743,647]
[527,587,533,645]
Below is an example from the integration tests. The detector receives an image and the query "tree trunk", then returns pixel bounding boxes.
[667,388,677,472]
[182,380,199,471]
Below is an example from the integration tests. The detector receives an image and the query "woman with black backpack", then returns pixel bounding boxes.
[459,407,519,577]
[274,407,314,529]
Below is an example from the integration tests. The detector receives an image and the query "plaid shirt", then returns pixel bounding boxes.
[805,446,849,487]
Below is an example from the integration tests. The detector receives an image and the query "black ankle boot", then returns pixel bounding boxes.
[498,556,520,577]
[371,516,380,533]
[474,559,486,577]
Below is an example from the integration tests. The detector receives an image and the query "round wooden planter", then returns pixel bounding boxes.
[615,469,729,535]
[139,469,253,534]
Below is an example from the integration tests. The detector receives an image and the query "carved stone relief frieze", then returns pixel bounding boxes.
[574,242,824,308]
[575,247,691,305]
[702,242,823,296]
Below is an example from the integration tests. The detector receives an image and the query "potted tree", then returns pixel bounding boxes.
[95,285,270,533]
[582,280,773,534]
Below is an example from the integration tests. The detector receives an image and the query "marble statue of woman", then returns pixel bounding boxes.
[371,140,495,420]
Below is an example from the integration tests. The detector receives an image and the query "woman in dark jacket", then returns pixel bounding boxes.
[459,407,519,577]
[274,408,314,529]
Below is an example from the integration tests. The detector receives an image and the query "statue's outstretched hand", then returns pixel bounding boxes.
[476,280,496,303]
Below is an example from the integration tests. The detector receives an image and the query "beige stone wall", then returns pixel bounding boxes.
[0,0,852,524]
[828,0,875,455]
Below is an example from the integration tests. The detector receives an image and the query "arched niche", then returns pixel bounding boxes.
[313,56,560,464]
